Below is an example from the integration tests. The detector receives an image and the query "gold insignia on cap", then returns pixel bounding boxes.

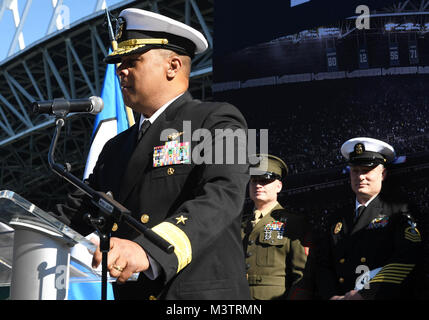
[175,215,188,225]
[354,143,364,155]
[334,222,343,234]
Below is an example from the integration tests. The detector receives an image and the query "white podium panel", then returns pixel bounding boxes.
[0,190,101,300]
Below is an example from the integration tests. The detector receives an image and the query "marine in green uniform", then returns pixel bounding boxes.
[315,137,423,300]
[241,154,307,300]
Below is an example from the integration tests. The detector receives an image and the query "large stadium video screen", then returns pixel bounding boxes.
[213,0,429,215]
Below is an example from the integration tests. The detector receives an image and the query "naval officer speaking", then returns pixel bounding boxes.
[54,7,251,300]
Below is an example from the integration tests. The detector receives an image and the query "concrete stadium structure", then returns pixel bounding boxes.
[0,0,213,209]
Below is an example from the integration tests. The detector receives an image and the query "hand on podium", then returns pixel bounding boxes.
[91,237,150,283]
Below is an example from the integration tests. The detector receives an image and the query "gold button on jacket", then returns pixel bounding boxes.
[140,214,150,224]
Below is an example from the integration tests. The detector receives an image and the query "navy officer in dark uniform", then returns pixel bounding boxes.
[315,137,422,300]
[54,8,250,300]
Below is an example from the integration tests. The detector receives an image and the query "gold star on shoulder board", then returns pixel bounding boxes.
[175,215,188,225]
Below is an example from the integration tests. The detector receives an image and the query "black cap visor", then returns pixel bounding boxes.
[349,151,387,167]
[250,172,282,181]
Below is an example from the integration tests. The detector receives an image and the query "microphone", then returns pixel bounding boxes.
[32,96,104,116]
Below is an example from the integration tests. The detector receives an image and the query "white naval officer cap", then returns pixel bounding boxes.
[341,137,396,167]
[105,8,208,64]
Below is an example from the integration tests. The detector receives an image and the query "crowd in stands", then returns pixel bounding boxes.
[220,74,429,239]
[238,75,429,175]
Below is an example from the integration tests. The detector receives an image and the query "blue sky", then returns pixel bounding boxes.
[0,0,124,62]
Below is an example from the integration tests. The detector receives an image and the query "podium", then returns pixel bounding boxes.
[0,189,107,300]
[0,101,173,300]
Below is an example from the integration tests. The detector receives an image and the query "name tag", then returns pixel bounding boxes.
[153,141,191,167]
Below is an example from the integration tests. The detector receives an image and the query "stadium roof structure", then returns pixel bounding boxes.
[0,0,213,208]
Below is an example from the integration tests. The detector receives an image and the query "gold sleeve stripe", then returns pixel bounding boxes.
[376,269,411,275]
[370,278,402,284]
[152,222,192,273]
[379,263,415,270]
[369,263,415,284]
[372,273,405,280]
[375,265,414,274]
[373,272,408,278]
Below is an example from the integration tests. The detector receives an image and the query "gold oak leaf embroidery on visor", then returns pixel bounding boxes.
[107,38,169,56]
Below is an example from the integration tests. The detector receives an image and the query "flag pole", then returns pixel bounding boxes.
[104,8,135,126]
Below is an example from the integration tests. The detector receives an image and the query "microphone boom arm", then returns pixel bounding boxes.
[48,117,174,254]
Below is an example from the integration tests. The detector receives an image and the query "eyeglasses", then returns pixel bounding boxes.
[250,177,277,185]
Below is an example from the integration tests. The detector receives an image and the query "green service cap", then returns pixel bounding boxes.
[249,154,288,180]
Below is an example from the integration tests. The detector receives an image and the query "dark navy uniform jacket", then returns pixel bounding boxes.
[315,194,422,299]
[55,91,251,300]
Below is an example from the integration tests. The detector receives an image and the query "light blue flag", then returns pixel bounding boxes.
[83,58,131,179]
[68,50,133,300]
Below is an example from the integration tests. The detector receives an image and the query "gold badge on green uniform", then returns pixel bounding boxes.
[334,222,342,234]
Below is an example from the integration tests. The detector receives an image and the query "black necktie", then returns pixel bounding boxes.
[137,120,151,142]
[354,205,366,224]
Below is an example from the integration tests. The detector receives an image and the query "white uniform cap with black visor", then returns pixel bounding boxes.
[341,137,396,167]
[104,8,208,64]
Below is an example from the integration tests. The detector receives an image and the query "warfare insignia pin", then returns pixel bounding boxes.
[334,222,342,234]
[167,132,184,141]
